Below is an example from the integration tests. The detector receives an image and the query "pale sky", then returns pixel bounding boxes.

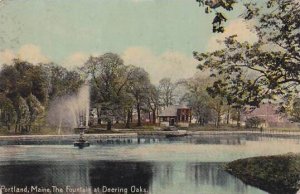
[0,0,257,83]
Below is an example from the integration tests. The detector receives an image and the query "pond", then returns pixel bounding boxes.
[0,134,300,194]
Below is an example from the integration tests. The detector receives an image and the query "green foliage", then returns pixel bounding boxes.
[0,59,83,133]
[16,96,30,129]
[83,53,130,129]
[44,64,83,99]
[194,0,300,114]
[181,76,228,126]
[245,116,265,128]
[290,98,300,122]
[196,0,236,33]
[126,66,152,126]
[83,53,160,129]
[0,94,16,129]
[27,94,44,124]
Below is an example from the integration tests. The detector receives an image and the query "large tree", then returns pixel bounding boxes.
[84,53,129,130]
[126,66,151,127]
[194,0,300,113]
[182,76,228,127]
[158,78,177,107]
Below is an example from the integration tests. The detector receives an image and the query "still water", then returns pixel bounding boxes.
[0,135,300,194]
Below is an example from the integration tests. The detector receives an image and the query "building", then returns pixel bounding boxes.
[243,104,298,128]
[158,105,191,127]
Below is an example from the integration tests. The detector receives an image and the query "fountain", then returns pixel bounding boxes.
[74,115,90,148]
[47,81,91,148]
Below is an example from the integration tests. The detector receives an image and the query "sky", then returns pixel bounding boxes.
[0,0,257,83]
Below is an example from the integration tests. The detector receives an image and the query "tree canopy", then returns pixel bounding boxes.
[194,0,300,113]
[0,60,83,133]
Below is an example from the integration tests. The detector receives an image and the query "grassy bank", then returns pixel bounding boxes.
[225,153,300,194]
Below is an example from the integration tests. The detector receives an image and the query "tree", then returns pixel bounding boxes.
[27,94,44,131]
[194,0,300,114]
[181,76,228,127]
[0,59,83,134]
[196,0,236,32]
[158,78,176,107]
[83,53,129,130]
[0,94,16,131]
[14,96,30,133]
[146,85,160,124]
[245,116,265,128]
[290,98,300,122]
[44,64,83,100]
[126,66,151,127]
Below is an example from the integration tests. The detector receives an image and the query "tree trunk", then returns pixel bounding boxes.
[137,103,142,127]
[152,109,156,124]
[148,112,151,122]
[237,109,241,128]
[107,120,112,130]
[97,108,102,124]
[125,110,131,128]
[217,110,221,127]
[227,108,230,124]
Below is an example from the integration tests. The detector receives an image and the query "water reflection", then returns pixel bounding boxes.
[0,161,153,194]
[1,134,300,146]
[1,135,300,194]
[186,163,252,194]
[0,161,266,194]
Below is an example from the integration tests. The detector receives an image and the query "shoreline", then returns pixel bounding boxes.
[0,133,138,141]
[0,130,300,141]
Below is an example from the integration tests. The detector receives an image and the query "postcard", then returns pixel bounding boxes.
[0,0,299,194]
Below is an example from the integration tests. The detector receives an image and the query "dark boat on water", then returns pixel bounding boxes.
[165,130,188,138]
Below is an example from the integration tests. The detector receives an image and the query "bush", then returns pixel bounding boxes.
[245,116,265,128]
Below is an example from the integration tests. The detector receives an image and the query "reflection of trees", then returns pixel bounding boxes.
[0,161,91,188]
[152,163,174,188]
[89,161,153,191]
[0,161,154,193]
[186,163,248,193]
[187,136,245,145]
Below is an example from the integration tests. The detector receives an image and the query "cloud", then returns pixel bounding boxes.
[0,44,49,66]
[207,19,258,52]
[0,49,15,65]
[122,47,206,84]
[18,44,49,64]
[62,52,89,70]
[60,47,207,83]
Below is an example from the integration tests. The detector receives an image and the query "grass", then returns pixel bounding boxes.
[225,153,300,194]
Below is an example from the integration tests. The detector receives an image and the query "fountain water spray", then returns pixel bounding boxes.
[47,82,90,134]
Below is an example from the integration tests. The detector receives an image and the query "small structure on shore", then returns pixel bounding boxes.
[158,105,191,128]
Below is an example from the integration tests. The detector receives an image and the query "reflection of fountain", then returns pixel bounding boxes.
[74,115,90,148]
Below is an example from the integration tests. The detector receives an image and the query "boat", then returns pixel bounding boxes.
[166,130,188,138]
